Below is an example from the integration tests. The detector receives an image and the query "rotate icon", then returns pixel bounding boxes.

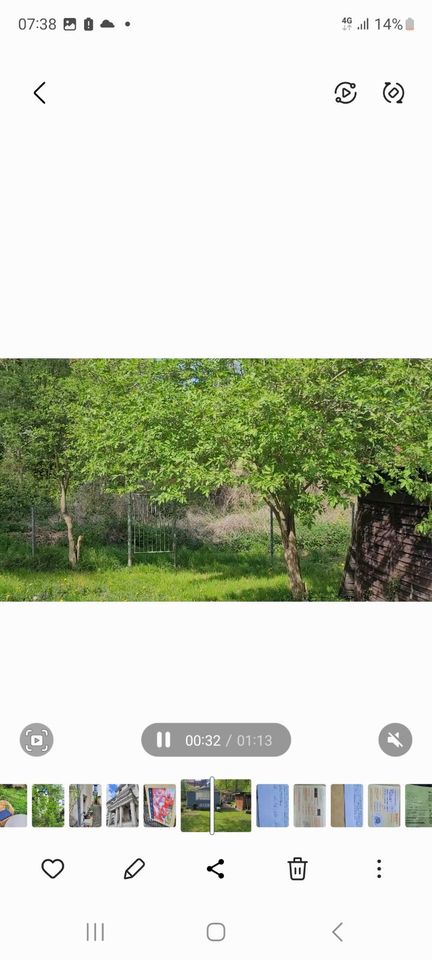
[383,82,405,104]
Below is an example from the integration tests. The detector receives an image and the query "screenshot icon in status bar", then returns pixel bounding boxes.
[17,16,132,30]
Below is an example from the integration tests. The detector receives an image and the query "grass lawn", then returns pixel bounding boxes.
[181,809,210,832]
[0,522,350,602]
[180,808,252,831]
[0,786,27,814]
[215,809,251,832]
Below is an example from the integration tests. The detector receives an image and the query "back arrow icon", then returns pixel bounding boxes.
[332,922,343,942]
[34,82,46,103]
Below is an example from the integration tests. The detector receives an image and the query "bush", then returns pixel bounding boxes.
[0,535,68,570]
[297,520,350,560]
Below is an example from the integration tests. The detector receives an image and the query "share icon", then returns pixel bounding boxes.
[207,858,225,879]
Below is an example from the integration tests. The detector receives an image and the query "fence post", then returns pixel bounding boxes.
[31,506,36,558]
[269,506,274,563]
[173,518,177,569]
[127,493,133,567]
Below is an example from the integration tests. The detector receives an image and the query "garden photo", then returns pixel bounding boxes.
[0,785,27,828]
[214,780,252,833]
[1,358,431,601]
[181,780,211,832]
[32,784,65,828]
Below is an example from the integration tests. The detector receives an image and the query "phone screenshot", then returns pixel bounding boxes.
[0,1,430,956]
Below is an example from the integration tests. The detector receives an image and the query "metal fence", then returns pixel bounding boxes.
[127,494,177,567]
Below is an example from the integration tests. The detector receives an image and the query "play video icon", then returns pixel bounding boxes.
[335,82,357,104]
[20,723,54,756]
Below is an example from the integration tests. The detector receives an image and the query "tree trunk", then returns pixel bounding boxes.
[60,479,79,567]
[273,504,307,600]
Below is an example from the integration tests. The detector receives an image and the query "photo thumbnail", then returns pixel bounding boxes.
[368,785,400,827]
[144,785,176,827]
[405,785,432,827]
[256,784,289,827]
[181,780,210,832]
[294,785,326,827]
[0,784,27,827]
[331,784,363,827]
[214,780,252,833]
[106,785,139,827]
[181,779,252,832]
[69,785,102,827]
[32,784,65,827]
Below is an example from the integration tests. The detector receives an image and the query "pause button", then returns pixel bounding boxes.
[156,730,171,749]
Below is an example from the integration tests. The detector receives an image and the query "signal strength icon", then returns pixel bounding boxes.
[357,18,369,29]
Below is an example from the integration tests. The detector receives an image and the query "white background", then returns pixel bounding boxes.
[0,1,430,354]
[1,606,432,956]
[0,0,431,956]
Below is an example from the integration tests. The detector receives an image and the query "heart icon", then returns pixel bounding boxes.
[41,858,65,879]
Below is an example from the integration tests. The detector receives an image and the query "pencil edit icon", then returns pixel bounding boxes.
[124,857,145,879]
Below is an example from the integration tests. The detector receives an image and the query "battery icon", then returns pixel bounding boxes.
[84,17,94,31]
[405,17,414,30]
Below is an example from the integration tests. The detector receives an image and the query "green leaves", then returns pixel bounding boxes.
[1,358,431,528]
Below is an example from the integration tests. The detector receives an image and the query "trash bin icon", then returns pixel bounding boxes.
[288,856,308,880]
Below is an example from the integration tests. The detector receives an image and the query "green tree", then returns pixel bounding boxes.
[203,358,432,598]
[71,358,233,500]
[215,780,250,793]
[3,358,431,595]
[32,784,64,827]
[72,358,432,599]
[0,359,83,565]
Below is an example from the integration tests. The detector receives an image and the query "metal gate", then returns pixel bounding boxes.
[127,494,177,566]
